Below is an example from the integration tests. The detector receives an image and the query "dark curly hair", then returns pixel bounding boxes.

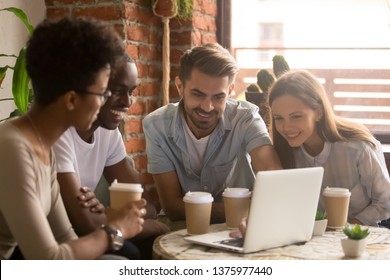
[26,17,125,105]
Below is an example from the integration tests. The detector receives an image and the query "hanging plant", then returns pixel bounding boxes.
[176,0,192,21]
[151,0,193,21]
[150,0,193,105]
[152,0,178,18]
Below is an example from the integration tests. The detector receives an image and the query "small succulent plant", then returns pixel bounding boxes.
[315,210,327,221]
[343,224,370,240]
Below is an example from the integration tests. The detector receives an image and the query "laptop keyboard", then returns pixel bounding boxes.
[219,238,244,248]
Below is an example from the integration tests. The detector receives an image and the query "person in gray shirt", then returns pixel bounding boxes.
[143,43,282,226]
[269,69,390,226]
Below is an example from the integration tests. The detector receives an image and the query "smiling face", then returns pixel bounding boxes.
[176,68,233,139]
[95,61,138,130]
[271,94,323,150]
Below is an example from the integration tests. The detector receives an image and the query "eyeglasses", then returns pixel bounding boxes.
[80,89,112,102]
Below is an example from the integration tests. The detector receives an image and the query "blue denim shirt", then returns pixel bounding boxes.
[143,98,272,201]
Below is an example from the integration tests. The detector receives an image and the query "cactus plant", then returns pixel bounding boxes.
[245,82,271,129]
[246,83,261,93]
[273,55,290,78]
[245,83,263,106]
[245,54,290,130]
[253,54,290,95]
[256,69,275,94]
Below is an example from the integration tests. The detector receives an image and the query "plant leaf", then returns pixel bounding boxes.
[343,223,370,240]
[0,54,17,58]
[176,0,193,20]
[0,66,10,88]
[257,69,275,94]
[1,7,34,35]
[9,108,21,118]
[315,210,326,220]
[273,55,290,78]
[12,48,30,113]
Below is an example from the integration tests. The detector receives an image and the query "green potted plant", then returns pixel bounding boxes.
[150,0,193,104]
[244,83,263,106]
[244,82,271,130]
[313,210,327,236]
[0,7,34,121]
[245,55,289,130]
[341,223,370,258]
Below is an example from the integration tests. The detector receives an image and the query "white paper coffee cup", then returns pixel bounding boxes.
[222,188,251,228]
[183,191,213,235]
[109,179,143,210]
[323,187,351,229]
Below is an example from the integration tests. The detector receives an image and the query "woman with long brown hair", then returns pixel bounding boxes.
[268,69,390,226]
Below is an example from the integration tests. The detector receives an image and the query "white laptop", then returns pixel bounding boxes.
[184,167,324,254]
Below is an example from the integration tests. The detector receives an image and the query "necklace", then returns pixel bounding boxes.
[25,113,46,155]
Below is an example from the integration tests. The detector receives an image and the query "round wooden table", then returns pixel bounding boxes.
[153,223,390,260]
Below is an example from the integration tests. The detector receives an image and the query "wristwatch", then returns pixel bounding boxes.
[101,224,124,251]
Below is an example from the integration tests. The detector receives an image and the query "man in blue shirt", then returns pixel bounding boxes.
[143,43,282,225]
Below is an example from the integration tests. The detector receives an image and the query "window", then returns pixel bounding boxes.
[227,0,390,138]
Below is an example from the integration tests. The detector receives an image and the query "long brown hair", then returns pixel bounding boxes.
[268,70,376,169]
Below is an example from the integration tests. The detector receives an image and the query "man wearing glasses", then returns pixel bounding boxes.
[53,54,169,259]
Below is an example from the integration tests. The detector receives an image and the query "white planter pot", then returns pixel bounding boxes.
[313,219,327,236]
[341,238,367,258]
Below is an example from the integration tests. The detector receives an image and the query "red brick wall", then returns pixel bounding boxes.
[44,0,217,187]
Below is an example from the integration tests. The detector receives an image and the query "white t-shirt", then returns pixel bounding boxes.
[53,127,126,191]
[182,114,210,176]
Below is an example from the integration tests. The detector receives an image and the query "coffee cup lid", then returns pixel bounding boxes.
[109,179,143,193]
[222,188,252,198]
[183,191,214,204]
[323,187,351,197]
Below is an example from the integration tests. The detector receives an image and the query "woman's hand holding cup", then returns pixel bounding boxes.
[109,199,147,239]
